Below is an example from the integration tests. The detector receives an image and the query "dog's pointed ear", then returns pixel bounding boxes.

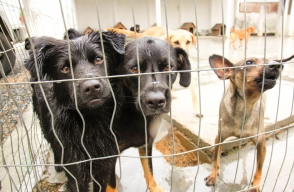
[209,54,234,80]
[25,43,54,79]
[102,31,125,54]
[175,47,191,87]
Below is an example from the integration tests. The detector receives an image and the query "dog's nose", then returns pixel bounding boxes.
[81,80,101,95]
[268,62,283,70]
[145,91,166,109]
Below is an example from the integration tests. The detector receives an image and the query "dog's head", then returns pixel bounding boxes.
[118,36,191,116]
[208,54,290,96]
[246,26,255,34]
[25,31,125,109]
[162,29,196,53]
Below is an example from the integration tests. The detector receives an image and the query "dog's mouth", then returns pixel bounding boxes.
[89,98,103,106]
[256,72,279,90]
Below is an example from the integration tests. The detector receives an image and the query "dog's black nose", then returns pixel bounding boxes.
[268,62,282,70]
[81,80,101,95]
[145,91,166,109]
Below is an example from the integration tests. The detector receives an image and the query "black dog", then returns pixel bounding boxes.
[111,36,191,191]
[25,31,125,192]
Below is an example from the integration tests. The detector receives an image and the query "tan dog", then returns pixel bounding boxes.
[229,26,255,49]
[107,26,201,117]
[204,54,294,191]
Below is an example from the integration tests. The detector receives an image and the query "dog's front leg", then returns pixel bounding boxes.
[205,135,223,186]
[239,38,243,48]
[138,146,165,192]
[250,135,266,192]
[106,165,118,192]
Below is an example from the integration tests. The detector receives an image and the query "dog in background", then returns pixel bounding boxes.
[112,36,191,192]
[25,31,125,192]
[130,24,140,33]
[204,54,293,191]
[229,26,255,50]
[107,26,196,53]
[107,25,202,117]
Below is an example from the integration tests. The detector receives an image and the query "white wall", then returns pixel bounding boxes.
[74,0,213,33]
[23,0,76,38]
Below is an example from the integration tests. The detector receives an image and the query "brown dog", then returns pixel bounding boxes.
[107,26,196,52]
[229,26,255,49]
[107,26,201,116]
[204,54,293,191]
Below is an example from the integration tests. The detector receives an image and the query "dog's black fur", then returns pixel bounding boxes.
[25,31,125,192]
[25,28,81,51]
[25,36,58,51]
[64,28,82,40]
[111,36,191,190]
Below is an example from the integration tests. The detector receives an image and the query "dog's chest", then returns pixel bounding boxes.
[221,92,265,135]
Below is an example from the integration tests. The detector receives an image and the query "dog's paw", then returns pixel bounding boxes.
[55,166,63,172]
[204,174,216,187]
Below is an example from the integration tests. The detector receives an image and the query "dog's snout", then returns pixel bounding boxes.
[268,61,283,70]
[269,64,281,70]
[81,80,101,95]
[145,91,166,109]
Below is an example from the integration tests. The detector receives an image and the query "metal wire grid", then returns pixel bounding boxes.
[0,0,293,192]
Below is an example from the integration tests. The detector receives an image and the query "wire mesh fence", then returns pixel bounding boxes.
[0,0,294,192]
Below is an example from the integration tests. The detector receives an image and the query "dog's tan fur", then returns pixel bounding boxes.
[229,26,255,49]
[204,54,287,192]
[107,26,201,117]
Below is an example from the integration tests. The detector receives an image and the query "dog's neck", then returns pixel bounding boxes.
[223,82,265,118]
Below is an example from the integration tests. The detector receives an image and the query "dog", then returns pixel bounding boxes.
[204,54,294,191]
[107,26,201,117]
[107,26,196,53]
[111,36,191,191]
[229,26,255,50]
[130,24,140,33]
[25,31,125,192]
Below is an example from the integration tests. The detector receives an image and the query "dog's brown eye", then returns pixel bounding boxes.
[61,66,71,73]
[131,66,138,73]
[186,40,190,44]
[174,41,179,45]
[164,65,173,71]
[95,56,103,65]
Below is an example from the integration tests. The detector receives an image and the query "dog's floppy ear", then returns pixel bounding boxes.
[102,31,125,54]
[25,43,55,79]
[175,47,191,87]
[209,54,234,80]
[191,34,197,48]
[64,28,81,40]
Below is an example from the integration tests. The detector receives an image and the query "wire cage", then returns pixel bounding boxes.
[0,0,294,192]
